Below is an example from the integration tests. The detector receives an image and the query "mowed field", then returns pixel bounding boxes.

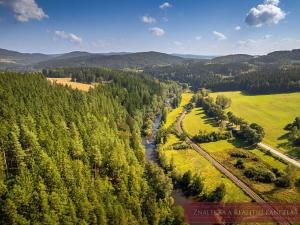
[47,77,94,92]
[182,107,219,136]
[163,92,193,129]
[210,91,300,152]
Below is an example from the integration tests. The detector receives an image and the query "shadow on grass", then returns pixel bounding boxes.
[277,142,300,160]
[194,108,219,128]
[277,132,290,141]
[228,138,256,150]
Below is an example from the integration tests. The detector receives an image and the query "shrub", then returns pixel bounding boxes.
[234,159,245,169]
[295,179,300,187]
[230,152,248,158]
[272,168,284,178]
[244,167,276,183]
[208,184,226,202]
[172,142,189,150]
[275,176,291,188]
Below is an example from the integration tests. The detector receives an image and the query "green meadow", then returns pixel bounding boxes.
[181,102,300,202]
[182,107,219,136]
[210,91,300,155]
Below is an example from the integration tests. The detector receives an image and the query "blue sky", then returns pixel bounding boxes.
[0,0,299,55]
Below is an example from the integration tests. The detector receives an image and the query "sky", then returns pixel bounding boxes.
[0,0,300,55]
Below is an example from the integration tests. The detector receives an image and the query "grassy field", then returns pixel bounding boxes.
[163,92,193,129]
[182,107,219,136]
[160,93,251,202]
[159,135,251,202]
[182,103,300,202]
[47,77,94,92]
[210,91,300,153]
[201,140,300,202]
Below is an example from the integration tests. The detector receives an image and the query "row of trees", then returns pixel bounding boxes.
[0,71,185,225]
[227,112,265,145]
[285,117,300,146]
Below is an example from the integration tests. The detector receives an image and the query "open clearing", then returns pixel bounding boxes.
[47,77,94,92]
[163,92,193,129]
[210,91,300,153]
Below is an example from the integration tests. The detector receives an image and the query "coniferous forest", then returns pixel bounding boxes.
[0,71,185,225]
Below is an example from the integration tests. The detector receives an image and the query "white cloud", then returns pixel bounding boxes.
[149,27,165,36]
[213,31,227,40]
[173,41,182,46]
[0,0,48,22]
[159,2,172,10]
[54,30,82,44]
[195,36,202,40]
[141,15,156,24]
[245,0,286,27]
[264,0,280,6]
[235,26,241,31]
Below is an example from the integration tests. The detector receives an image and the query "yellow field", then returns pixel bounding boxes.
[210,91,300,153]
[163,92,193,129]
[182,107,219,136]
[159,135,251,202]
[47,77,94,92]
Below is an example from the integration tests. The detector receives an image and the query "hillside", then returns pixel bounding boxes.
[34,51,185,69]
[0,48,186,70]
[0,48,55,66]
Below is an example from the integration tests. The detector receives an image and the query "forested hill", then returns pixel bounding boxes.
[0,71,184,224]
[0,48,186,70]
[145,49,300,94]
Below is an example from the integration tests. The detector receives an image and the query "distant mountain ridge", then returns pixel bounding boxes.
[0,48,186,70]
[1,48,300,70]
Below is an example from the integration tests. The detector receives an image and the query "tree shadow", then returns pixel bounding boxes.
[277,133,290,141]
[228,138,256,150]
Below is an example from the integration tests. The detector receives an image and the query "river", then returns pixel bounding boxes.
[142,113,196,206]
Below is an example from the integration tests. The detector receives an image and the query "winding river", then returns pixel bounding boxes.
[142,113,196,206]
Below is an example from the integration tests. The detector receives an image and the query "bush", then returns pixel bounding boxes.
[275,176,291,188]
[172,142,189,150]
[230,152,248,158]
[208,184,226,202]
[295,179,300,187]
[193,131,231,143]
[272,168,284,178]
[234,159,245,169]
[244,167,276,183]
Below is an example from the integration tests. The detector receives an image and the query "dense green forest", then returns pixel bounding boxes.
[0,71,185,225]
[145,63,300,94]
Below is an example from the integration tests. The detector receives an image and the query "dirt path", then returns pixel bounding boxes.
[258,142,300,168]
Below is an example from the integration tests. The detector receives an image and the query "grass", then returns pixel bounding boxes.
[160,135,251,202]
[210,91,300,154]
[182,107,219,136]
[47,77,94,92]
[163,92,193,129]
[160,93,251,202]
[201,140,300,202]
[182,104,300,202]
